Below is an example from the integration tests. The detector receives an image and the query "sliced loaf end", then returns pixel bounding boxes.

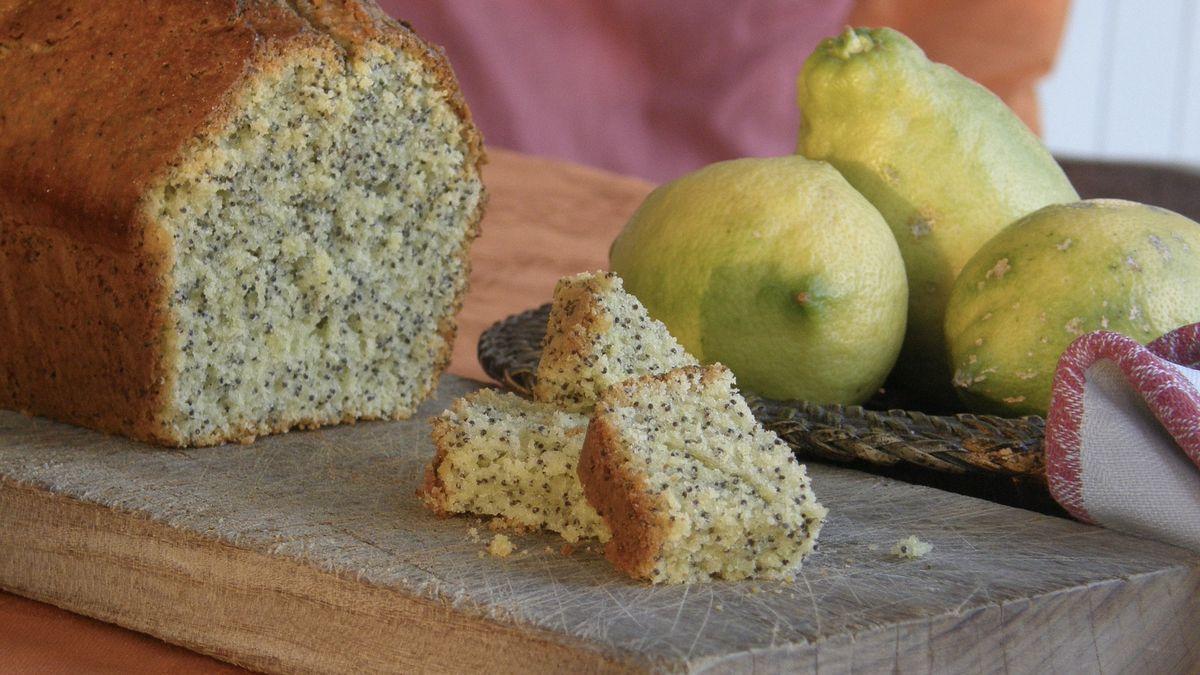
[149,30,484,445]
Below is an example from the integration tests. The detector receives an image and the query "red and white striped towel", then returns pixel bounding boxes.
[1045,323,1200,552]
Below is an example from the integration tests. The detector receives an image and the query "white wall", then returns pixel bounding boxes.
[1039,0,1200,166]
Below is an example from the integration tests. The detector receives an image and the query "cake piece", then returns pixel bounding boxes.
[422,388,610,543]
[0,1,485,446]
[534,272,698,413]
[579,365,826,584]
[891,535,932,559]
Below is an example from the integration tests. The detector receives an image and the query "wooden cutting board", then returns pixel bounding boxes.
[2,150,1200,673]
[1,374,1199,673]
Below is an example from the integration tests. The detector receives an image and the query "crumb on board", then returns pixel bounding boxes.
[891,535,932,559]
[560,544,575,557]
[466,527,480,543]
[488,533,515,558]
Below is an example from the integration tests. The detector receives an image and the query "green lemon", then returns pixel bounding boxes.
[609,156,907,404]
[945,199,1200,416]
[797,27,1079,406]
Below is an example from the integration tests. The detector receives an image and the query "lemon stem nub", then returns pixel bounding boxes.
[834,27,874,60]
[794,291,811,307]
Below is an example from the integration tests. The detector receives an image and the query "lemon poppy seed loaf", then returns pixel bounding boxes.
[534,271,697,413]
[0,1,485,446]
[579,365,826,584]
[422,388,610,543]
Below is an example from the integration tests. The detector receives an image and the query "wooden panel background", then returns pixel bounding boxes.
[1041,0,1200,164]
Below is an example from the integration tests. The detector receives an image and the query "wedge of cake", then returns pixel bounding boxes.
[421,388,609,543]
[579,365,826,583]
[534,272,697,413]
[0,1,484,446]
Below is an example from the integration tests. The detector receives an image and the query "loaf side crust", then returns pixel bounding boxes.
[578,405,672,581]
[420,393,472,515]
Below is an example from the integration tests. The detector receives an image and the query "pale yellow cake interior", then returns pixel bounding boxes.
[145,41,482,444]
[534,271,697,413]
[428,388,610,543]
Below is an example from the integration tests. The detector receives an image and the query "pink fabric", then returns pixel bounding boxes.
[1045,325,1200,552]
[380,1,852,182]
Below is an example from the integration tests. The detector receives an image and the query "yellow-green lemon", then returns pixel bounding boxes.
[945,199,1200,416]
[797,27,1079,406]
[609,156,907,404]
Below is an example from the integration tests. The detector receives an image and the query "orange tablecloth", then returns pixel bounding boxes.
[0,150,651,674]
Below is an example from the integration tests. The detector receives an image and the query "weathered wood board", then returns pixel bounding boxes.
[1,376,1198,673]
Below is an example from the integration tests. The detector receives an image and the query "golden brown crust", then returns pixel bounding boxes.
[0,2,305,247]
[0,222,176,443]
[577,411,670,581]
[418,413,455,516]
[532,274,613,406]
[0,1,485,245]
[0,0,486,446]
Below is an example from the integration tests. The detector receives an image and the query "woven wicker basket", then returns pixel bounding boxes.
[477,304,1067,512]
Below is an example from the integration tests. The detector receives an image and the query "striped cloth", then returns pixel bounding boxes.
[1045,324,1200,552]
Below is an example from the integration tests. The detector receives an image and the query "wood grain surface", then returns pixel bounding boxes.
[2,374,1199,673]
[2,150,1200,673]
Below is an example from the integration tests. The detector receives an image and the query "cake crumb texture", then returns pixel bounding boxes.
[422,388,610,543]
[580,365,827,584]
[534,271,697,413]
[154,36,483,445]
